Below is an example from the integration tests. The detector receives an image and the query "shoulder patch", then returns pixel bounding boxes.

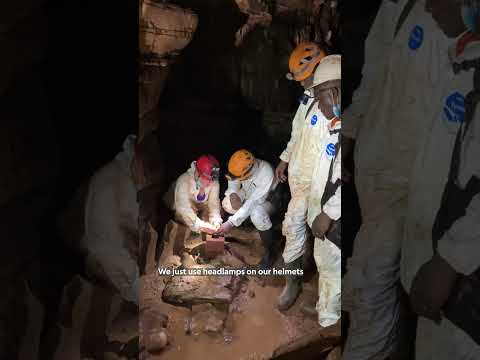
[444,91,465,124]
[408,25,424,50]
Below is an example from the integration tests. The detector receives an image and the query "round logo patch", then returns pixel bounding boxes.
[311,115,318,125]
[444,92,465,124]
[326,143,336,157]
[408,25,424,50]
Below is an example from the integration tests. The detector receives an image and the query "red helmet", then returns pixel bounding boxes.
[196,155,220,181]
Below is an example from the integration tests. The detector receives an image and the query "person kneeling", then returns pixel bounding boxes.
[216,149,279,269]
[166,155,223,234]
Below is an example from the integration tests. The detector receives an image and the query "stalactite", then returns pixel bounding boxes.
[234,0,339,48]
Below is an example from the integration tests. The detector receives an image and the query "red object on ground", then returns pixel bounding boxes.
[205,234,225,258]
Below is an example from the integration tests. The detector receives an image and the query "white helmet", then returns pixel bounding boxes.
[309,54,341,89]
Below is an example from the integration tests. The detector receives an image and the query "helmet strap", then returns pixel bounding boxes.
[194,170,201,189]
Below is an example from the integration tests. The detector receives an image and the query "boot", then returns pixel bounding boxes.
[258,228,276,269]
[277,258,303,311]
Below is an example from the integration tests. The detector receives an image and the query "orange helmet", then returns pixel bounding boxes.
[227,149,255,181]
[286,42,326,82]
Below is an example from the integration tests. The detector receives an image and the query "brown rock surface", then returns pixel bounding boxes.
[161,265,240,306]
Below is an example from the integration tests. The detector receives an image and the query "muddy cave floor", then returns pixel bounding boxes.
[140,225,337,360]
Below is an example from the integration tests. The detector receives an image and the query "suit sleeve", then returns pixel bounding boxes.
[207,182,223,226]
[438,193,480,275]
[280,105,303,163]
[228,166,274,227]
[438,121,480,275]
[343,0,400,139]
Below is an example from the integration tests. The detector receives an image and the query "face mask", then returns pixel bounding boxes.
[333,104,341,118]
[462,4,480,32]
[329,87,341,119]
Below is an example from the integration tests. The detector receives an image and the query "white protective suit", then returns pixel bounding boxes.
[308,117,341,327]
[342,1,450,358]
[402,32,480,359]
[83,135,140,304]
[173,162,223,232]
[280,89,333,263]
[222,159,277,231]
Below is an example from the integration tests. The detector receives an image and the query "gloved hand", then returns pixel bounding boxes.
[215,221,234,235]
[199,226,216,235]
[195,218,217,234]
[312,212,332,239]
[230,193,243,210]
[275,161,288,183]
[409,254,458,323]
[207,220,223,234]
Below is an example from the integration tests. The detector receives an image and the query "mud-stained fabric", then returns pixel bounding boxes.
[314,237,341,327]
[307,121,341,229]
[402,31,480,359]
[342,0,403,140]
[222,159,277,230]
[282,180,310,263]
[342,1,452,358]
[223,196,275,231]
[172,162,222,233]
[281,96,330,263]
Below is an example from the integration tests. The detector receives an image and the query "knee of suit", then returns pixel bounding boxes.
[282,214,308,239]
[282,215,292,237]
[282,196,309,235]
[250,205,272,231]
[222,196,237,215]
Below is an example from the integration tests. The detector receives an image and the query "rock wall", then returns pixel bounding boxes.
[158,0,341,172]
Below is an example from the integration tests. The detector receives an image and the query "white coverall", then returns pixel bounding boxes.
[342,1,450,358]
[173,162,223,232]
[83,135,140,304]
[308,118,341,327]
[402,32,480,359]
[222,159,276,231]
[280,91,331,263]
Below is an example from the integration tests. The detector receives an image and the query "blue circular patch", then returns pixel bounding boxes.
[197,192,206,202]
[326,143,336,157]
[311,115,318,125]
[444,92,465,124]
[408,25,424,50]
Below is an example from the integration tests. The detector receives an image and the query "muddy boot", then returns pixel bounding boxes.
[258,228,275,269]
[277,258,303,311]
